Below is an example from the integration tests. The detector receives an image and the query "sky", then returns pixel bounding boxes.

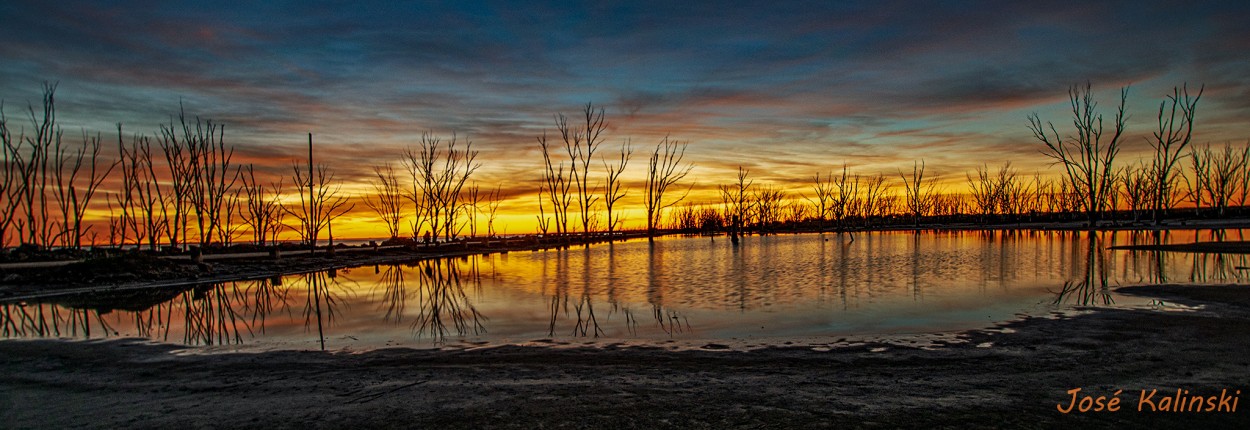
[3,1,1250,238]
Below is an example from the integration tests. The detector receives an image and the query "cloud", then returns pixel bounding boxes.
[3,0,1249,234]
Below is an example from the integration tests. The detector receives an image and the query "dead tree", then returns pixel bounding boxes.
[285,133,354,252]
[364,164,405,239]
[537,132,572,238]
[1182,145,1210,216]
[899,161,935,226]
[116,127,162,249]
[1120,162,1152,223]
[402,133,479,242]
[752,184,785,232]
[535,181,551,236]
[486,185,502,239]
[48,126,113,250]
[9,83,61,247]
[994,163,1022,219]
[830,164,859,231]
[465,183,482,238]
[1149,84,1203,223]
[718,166,752,244]
[1205,142,1245,217]
[158,113,194,250]
[0,102,24,248]
[602,140,632,236]
[1238,143,1250,209]
[967,164,998,222]
[241,165,283,246]
[1029,83,1128,225]
[860,173,887,227]
[811,171,835,230]
[556,103,606,237]
[184,115,239,248]
[643,136,693,241]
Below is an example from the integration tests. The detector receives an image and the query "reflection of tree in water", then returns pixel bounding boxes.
[1052,231,1113,306]
[242,276,293,335]
[1,302,108,339]
[181,283,252,345]
[376,264,407,324]
[1,276,305,346]
[412,258,487,344]
[301,270,347,351]
[542,242,691,338]
[652,305,690,337]
[1186,229,1248,284]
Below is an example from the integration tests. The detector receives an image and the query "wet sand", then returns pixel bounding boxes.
[2,285,1248,428]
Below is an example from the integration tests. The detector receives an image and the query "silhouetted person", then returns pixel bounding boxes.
[423,231,432,247]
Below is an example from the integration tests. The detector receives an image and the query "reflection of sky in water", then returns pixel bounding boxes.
[4,229,1250,350]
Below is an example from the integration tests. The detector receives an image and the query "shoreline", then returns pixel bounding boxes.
[2,284,1248,427]
[5,221,1250,300]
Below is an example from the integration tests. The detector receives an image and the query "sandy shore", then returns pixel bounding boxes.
[1,285,1248,428]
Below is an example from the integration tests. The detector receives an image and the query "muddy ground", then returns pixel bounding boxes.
[1,285,1248,428]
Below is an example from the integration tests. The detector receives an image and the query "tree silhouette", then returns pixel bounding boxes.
[1029,83,1127,225]
[644,136,692,241]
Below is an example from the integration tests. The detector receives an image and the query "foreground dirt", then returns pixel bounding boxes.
[2,285,1249,429]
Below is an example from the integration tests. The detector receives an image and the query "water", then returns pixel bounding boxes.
[3,229,1247,350]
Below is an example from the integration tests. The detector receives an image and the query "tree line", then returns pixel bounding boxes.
[2,81,1246,251]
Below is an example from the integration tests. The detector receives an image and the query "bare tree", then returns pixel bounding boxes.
[967,164,997,221]
[1182,145,1210,216]
[8,83,61,247]
[900,161,935,226]
[994,163,1024,219]
[1120,162,1152,223]
[535,181,551,236]
[537,132,572,237]
[364,164,405,239]
[157,113,194,250]
[241,165,283,246]
[643,136,693,241]
[830,164,859,231]
[285,134,353,251]
[402,133,479,242]
[1238,142,1250,209]
[860,173,888,227]
[602,140,632,235]
[719,166,752,245]
[752,184,785,231]
[175,111,240,247]
[811,171,834,230]
[50,127,113,249]
[557,103,607,237]
[1205,142,1245,217]
[486,185,502,239]
[464,183,482,238]
[1029,83,1128,224]
[1149,84,1203,223]
[0,103,20,248]
[115,127,161,249]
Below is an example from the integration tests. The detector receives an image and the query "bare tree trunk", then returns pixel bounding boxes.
[603,140,632,237]
[1149,84,1202,224]
[644,137,693,242]
[557,103,606,239]
[1029,83,1128,226]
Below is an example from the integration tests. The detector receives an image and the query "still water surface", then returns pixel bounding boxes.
[3,229,1247,350]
